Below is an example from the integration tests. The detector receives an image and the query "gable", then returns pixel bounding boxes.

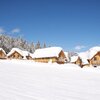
[91,51,100,61]
[0,48,6,55]
[0,50,5,55]
[8,51,23,58]
[59,50,66,58]
[0,50,6,58]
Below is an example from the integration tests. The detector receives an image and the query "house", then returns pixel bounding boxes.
[88,51,100,67]
[87,46,100,67]
[78,52,89,67]
[32,47,66,64]
[0,48,6,59]
[88,50,100,67]
[7,48,24,59]
[70,56,82,67]
[64,52,70,63]
[7,48,33,60]
[26,55,33,60]
[23,51,33,60]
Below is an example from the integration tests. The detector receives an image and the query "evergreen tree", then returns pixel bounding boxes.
[30,42,35,53]
[35,41,41,50]
[43,43,46,48]
[0,34,48,53]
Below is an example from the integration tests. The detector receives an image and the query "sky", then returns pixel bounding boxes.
[0,0,100,52]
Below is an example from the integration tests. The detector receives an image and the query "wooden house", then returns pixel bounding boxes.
[0,48,6,59]
[70,56,82,67]
[86,46,100,67]
[78,52,89,67]
[26,54,33,60]
[88,51,100,67]
[23,51,33,60]
[64,52,70,63]
[7,48,33,60]
[7,48,24,59]
[32,47,66,64]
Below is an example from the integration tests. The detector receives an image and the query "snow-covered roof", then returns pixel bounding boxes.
[7,48,31,59]
[70,56,78,62]
[88,46,100,59]
[29,53,34,58]
[0,48,6,55]
[78,46,100,64]
[7,48,23,57]
[32,47,63,58]
[22,51,31,59]
[64,52,69,61]
[78,52,89,65]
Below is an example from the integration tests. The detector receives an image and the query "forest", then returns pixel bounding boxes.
[0,34,46,53]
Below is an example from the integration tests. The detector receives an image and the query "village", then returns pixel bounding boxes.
[0,46,100,68]
[0,0,100,99]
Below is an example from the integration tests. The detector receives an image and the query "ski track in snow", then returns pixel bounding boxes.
[0,60,100,100]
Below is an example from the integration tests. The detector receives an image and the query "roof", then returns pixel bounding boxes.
[22,51,31,59]
[32,47,63,58]
[78,52,89,65]
[70,56,78,62]
[7,48,31,59]
[78,46,100,64]
[7,48,23,57]
[88,46,100,59]
[0,48,6,55]
[64,52,69,61]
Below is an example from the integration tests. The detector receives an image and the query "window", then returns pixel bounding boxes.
[13,55,15,58]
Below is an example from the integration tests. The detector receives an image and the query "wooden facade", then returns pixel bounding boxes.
[71,57,82,67]
[88,51,100,67]
[33,50,66,64]
[81,63,90,68]
[75,57,82,66]
[8,51,23,59]
[26,54,33,60]
[33,57,57,63]
[0,50,6,59]
[57,50,66,64]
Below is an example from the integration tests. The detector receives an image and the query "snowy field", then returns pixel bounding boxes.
[0,60,100,100]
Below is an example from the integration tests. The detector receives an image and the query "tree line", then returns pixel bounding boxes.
[0,34,47,53]
[0,34,77,59]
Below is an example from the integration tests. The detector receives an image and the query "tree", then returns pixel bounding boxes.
[35,41,41,50]
[0,34,48,53]
[43,43,46,48]
[30,42,35,53]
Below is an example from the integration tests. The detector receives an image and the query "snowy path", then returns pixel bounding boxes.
[0,60,100,100]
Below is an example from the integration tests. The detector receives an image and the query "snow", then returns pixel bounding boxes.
[1,60,100,100]
[88,46,100,59]
[78,46,100,64]
[0,48,6,55]
[70,56,78,62]
[22,51,30,59]
[7,48,31,59]
[64,52,69,61]
[78,51,89,65]
[32,47,63,58]
[7,48,23,57]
